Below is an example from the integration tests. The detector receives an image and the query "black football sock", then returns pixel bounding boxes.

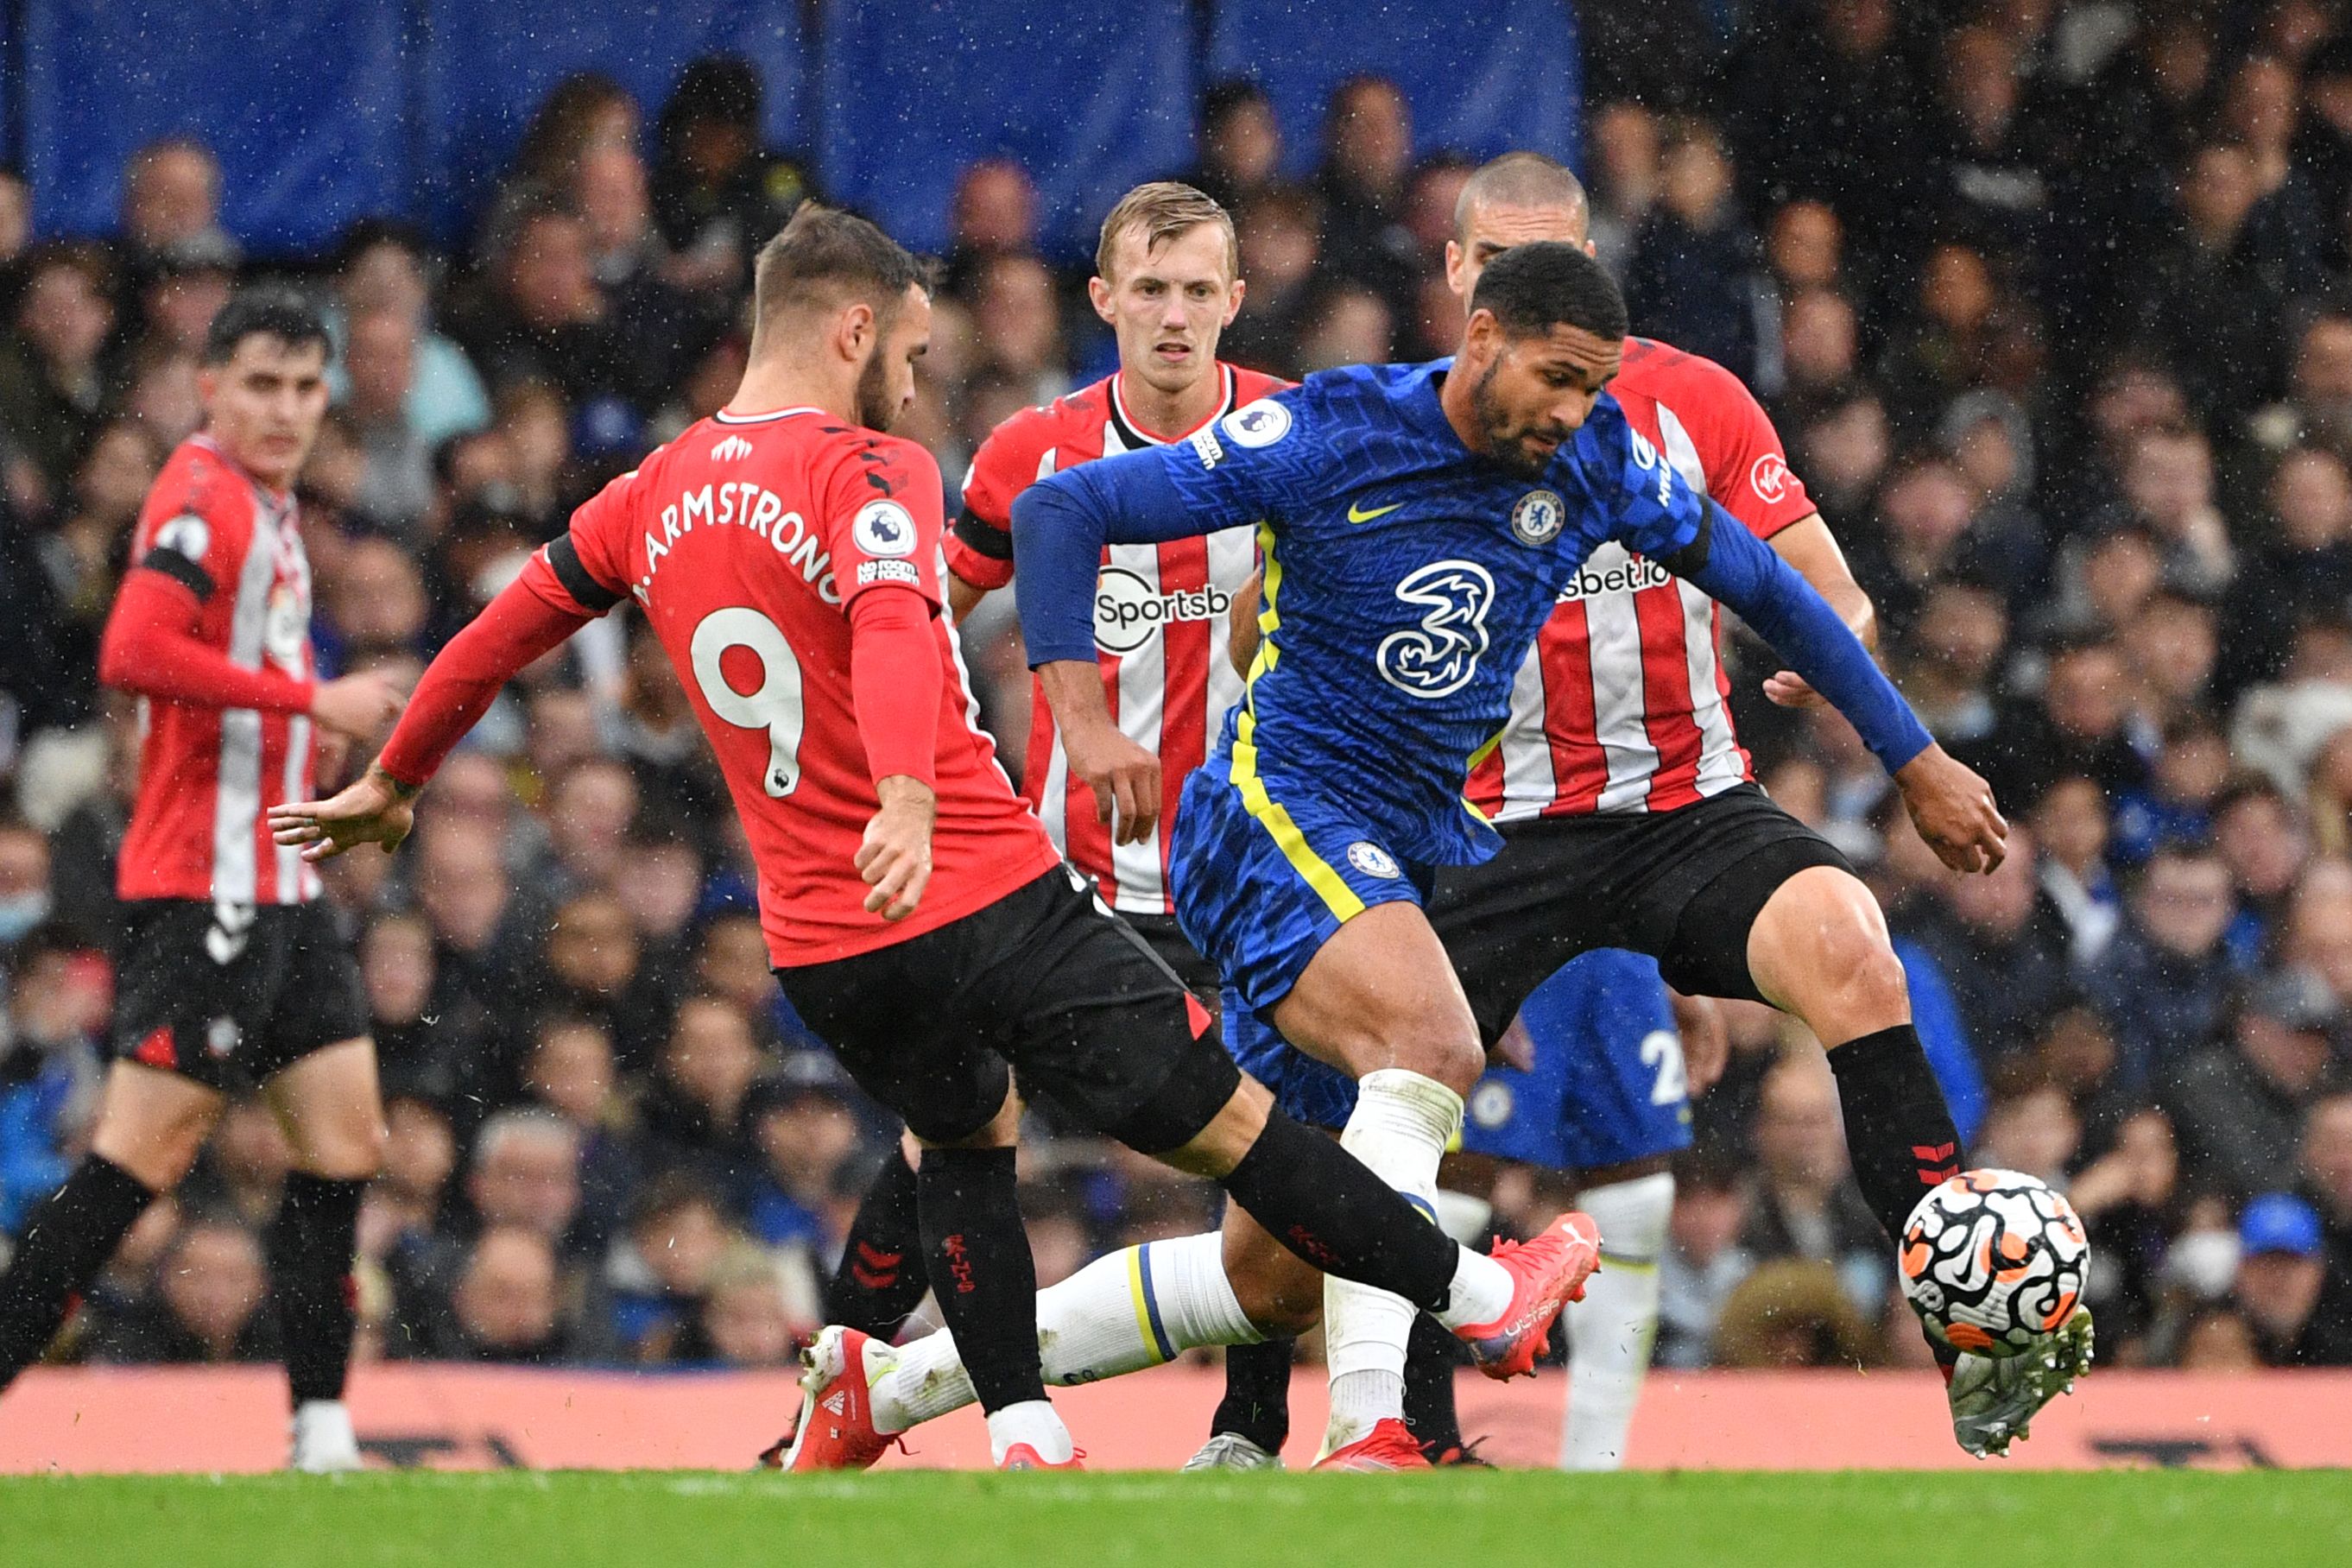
[824,1144,928,1339]
[915,1146,1046,1415]
[1403,1307,1468,1454]
[1211,1337,1294,1454]
[0,1156,155,1388]
[1217,1110,1458,1312]
[1827,1024,1966,1244]
[269,1172,365,1406]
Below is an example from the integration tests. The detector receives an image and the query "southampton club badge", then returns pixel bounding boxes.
[1511,488,1565,547]
[1346,841,1401,880]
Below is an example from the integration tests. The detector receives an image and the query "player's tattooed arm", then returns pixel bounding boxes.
[268,762,420,861]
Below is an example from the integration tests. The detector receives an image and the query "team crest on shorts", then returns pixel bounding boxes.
[1511,489,1565,546]
[1346,841,1401,879]
[1470,1081,1514,1129]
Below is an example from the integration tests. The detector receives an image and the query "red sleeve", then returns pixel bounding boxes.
[1675,358,1817,539]
[376,574,591,787]
[944,414,1046,593]
[98,570,315,713]
[848,588,941,788]
[817,434,946,612]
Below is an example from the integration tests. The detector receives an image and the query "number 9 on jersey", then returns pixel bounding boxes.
[692,607,806,798]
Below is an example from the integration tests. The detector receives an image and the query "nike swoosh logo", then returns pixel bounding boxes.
[1347,500,1404,522]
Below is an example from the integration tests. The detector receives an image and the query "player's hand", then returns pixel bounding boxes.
[269,762,420,861]
[857,777,936,920]
[310,672,405,740]
[1064,719,1161,847]
[1762,669,1826,708]
[1895,744,2007,875]
[1669,990,1730,1096]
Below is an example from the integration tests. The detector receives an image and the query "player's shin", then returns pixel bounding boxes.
[1825,1025,1967,1244]
[1217,1109,1515,1331]
[868,1231,1265,1432]
[914,1145,1067,1464]
[1562,1171,1672,1470]
[268,1172,364,1407]
[824,1142,928,1340]
[0,1156,156,1388]
[1321,1070,1462,1450]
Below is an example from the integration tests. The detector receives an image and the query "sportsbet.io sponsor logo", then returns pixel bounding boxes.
[1345,841,1401,879]
[1555,542,1671,603]
[1094,567,1231,654]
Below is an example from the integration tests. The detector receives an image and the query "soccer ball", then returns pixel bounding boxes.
[1899,1168,2089,1358]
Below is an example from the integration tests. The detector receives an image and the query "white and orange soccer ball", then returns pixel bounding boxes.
[1900,1168,2090,1358]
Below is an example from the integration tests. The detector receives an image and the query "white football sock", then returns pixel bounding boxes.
[985,1399,1073,1465]
[868,1232,1261,1434]
[1562,1171,1672,1471]
[1322,1068,1461,1452]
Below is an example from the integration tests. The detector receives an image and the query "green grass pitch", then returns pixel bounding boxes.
[6,1470,2351,1568]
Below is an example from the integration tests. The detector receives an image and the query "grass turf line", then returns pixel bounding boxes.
[5,1470,2349,1568]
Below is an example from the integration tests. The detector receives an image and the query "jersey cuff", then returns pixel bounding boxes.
[952,509,1015,561]
[944,532,1015,592]
[135,552,214,603]
[547,534,623,613]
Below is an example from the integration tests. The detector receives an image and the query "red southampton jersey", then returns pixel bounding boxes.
[1466,338,1818,820]
[522,407,1060,966]
[117,437,321,905]
[944,364,1286,914]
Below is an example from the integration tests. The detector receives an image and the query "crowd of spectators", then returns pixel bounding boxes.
[3,3,2352,1381]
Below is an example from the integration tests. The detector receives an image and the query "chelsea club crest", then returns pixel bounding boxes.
[1511,488,1565,547]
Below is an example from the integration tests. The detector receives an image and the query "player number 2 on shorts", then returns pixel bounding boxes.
[1640,1027,1688,1107]
[690,606,805,798]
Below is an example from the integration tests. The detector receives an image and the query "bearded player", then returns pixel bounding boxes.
[816,182,1283,1344]
[275,205,1599,1473]
[0,289,403,1471]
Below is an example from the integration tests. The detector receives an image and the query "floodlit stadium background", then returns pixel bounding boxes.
[0,1,2348,1460]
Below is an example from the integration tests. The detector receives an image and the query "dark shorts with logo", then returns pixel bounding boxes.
[1122,912,1222,1013]
[109,899,370,1092]
[775,867,1239,1152]
[1436,784,1854,1042]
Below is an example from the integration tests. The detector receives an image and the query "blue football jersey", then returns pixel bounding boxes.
[1156,359,1709,866]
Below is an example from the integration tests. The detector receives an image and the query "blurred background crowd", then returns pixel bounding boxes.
[3,0,2352,1383]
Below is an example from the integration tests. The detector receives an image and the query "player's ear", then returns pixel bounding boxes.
[1444,239,1466,296]
[1087,274,1116,325]
[838,300,876,363]
[1223,276,1246,326]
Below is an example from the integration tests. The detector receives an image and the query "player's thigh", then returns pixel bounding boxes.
[777,951,1015,1147]
[1272,902,1482,1094]
[263,1037,388,1179]
[106,898,275,1116]
[1742,863,1909,1043]
[90,1060,224,1191]
[989,870,1242,1159]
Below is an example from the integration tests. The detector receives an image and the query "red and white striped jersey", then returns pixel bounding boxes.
[117,437,321,906]
[530,408,1060,966]
[1466,338,1818,820]
[946,364,1287,914]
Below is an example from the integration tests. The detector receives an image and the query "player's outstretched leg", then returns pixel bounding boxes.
[822,1138,929,1341]
[0,1064,212,1395]
[1744,866,2089,1449]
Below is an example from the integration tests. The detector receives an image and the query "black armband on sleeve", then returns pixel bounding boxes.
[547,534,623,612]
[136,549,215,602]
[1657,502,1718,579]
[952,509,1015,562]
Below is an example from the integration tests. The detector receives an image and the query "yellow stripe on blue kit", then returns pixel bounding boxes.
[1228,528,1365,922]
[1127,1243,1177,1364]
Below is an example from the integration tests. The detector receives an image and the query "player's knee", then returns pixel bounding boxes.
[1381,1028,1483,1098]
[1808,914,1909,1031]
[1223,1226,1322,1336]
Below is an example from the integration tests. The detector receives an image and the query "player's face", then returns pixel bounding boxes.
[1089,223,1244,395]
[856,284,933,433]
[1467,319,1622,478]
[198,334,331,491]
[1446,200,1591,305]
